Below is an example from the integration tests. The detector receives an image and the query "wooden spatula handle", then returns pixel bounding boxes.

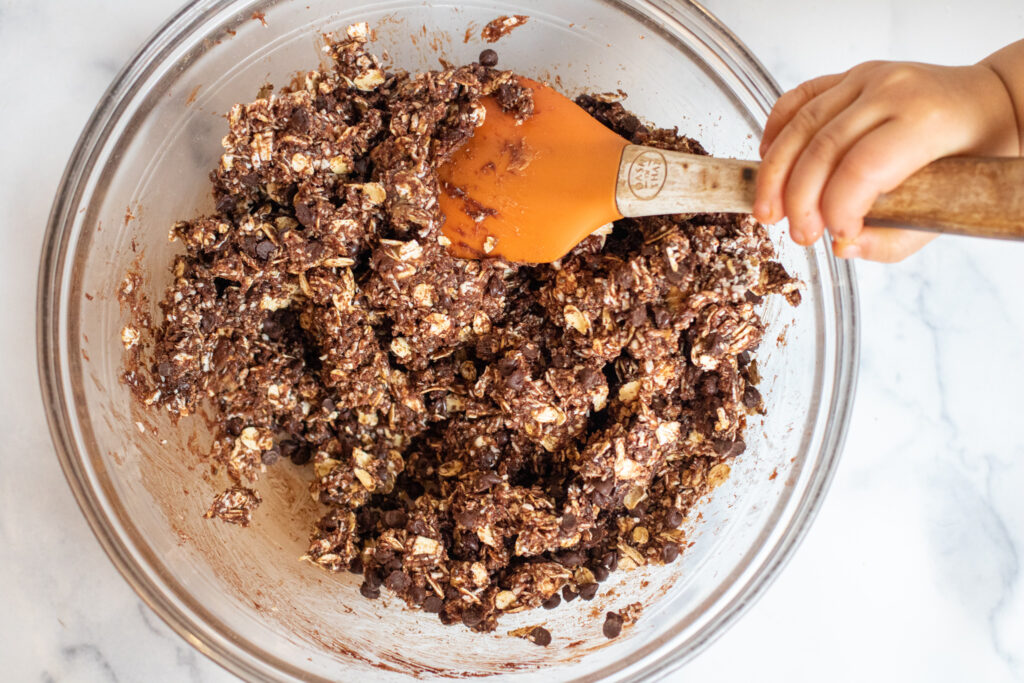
[615,145,1024,240]
[616,145,759,216]
[865,157,1024,238]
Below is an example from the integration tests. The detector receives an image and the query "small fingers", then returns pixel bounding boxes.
[820,120,945,240]
[833,227,938,263]
[755,81,863,224]
[760,72,846,157]
[782,98,887,245]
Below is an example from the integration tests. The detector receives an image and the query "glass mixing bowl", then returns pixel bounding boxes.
[38,0,858,680]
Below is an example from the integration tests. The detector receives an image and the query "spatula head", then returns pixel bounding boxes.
[438,77,628,263]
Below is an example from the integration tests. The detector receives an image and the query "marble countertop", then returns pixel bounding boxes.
[4,0,1023,680]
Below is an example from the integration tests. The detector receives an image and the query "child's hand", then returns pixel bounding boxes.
[754,60,1021,262]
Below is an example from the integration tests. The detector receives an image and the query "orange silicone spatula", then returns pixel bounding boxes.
[438,77,1024,263]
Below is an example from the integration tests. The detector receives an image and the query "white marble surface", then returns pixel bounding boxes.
[4,0,1024,680]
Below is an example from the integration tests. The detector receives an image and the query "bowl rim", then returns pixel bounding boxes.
[37,0,859,680]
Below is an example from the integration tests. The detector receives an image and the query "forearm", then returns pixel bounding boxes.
[980,39,1024,156]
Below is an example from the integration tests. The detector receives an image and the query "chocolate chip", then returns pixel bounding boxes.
[255,239,277,260]
[629,305,647,327]
[294,202,315,228]
[364,570,383,589]
[560,513,577,532]
[505,369,526,390]
[578,582,599,600]
[290,445,312,466]
[653,306,671,328]
[593,478,614,496]
[603,612,623,639]
[562,586,578,602]
[225,417,243,437]
[477,449,499,469]
[358,508,381,534]
[383,509,408,528]
[454,509,480,528]
[556,550,584,567]
[478,48,499,67]
[211,338,232,367]
[359,581,380,599]
[288,107,311,133]
[462,605,484,629]
[240,235,258,258]
[497,356,517,376]
[600,551,618,571]
[592,566,609,582]
[742,384,763,409]
[348,556,364,575]
[385,570,411,592]
[313,93,337,112]
[279,439,298,459]
[550,349,571,367]
[215,193,236,214]
[665,508,683,528]
[260,448,280,465]
[239,172,260,190]
[744,290,764,304]
[528,626,552,646]
[661,543,679,563]
[543,593,561,609]
[474,471,503,491]
[422,595,443,613]
[409,584,426,604]
[261,317,283,341]
[713,438,746,458]
[157,362,173,378]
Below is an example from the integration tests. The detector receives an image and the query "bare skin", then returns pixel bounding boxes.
[754,40,1024,262]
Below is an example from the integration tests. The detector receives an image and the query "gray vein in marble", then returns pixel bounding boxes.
[983,459,1022,677]
[58,643,120,683]
[894,254,1022,679]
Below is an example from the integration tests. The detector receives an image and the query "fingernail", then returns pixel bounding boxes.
[791,228,806,244]
[834,239,861,259]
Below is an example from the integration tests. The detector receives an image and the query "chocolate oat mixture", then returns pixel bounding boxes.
[123,23,800,636]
